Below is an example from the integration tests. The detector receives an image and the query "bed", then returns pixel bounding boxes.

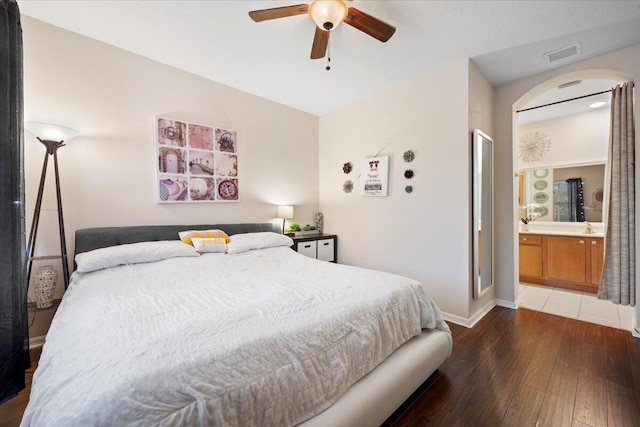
[21,223,452,426]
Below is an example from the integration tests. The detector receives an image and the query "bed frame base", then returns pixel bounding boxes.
[300,329,452,427]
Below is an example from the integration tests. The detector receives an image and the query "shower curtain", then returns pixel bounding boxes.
[598,82,636,306]
[565,177,585,222]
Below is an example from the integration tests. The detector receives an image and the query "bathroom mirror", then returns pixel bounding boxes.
[518,163,605,223]
[473,129,493,299]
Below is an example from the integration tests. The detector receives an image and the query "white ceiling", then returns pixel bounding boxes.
[18,0,640,117]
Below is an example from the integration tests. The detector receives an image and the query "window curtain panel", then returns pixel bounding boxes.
[598,82,636,306]
[0,0,29,403]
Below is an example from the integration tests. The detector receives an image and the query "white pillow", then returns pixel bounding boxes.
[75,240,200,273]
[227,232,293,255]
[191,237,228,253]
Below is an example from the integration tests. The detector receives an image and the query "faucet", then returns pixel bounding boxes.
[584,222,593,234]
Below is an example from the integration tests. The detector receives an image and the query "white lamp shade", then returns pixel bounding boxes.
[25,122,79,142]
[276,205,294,219]
[309,0,347,31]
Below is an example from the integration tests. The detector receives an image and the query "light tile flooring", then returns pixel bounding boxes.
[519,283,636,331]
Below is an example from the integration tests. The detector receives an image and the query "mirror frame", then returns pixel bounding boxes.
[473,129,494,299]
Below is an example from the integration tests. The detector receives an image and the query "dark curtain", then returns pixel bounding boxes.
[0,0,29,404]
[566,178,585,222]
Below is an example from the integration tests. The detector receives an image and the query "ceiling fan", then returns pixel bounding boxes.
[248,0,396,60]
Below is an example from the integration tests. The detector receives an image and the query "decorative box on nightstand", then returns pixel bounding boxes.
[290,233,337,263]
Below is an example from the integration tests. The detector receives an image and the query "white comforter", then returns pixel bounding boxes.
[22,246,448,426]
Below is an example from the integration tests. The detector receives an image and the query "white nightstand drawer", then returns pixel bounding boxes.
[316,239,335,262]
[297,241,317,258]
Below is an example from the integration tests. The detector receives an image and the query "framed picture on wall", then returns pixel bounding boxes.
[156,116,239,203]
[362,156,389,197]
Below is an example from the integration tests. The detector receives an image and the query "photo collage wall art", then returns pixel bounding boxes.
[156,117,239,203]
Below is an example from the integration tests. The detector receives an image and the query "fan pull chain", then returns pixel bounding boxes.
[326,38,331,71]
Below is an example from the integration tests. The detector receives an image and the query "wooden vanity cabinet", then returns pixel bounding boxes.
[519,233,604,293]
[546,236,587,284]
[519,234,543,281]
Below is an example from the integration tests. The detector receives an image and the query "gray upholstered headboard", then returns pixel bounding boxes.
[74,223,281,257]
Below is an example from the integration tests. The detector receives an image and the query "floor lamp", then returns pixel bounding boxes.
[25,122,78,290]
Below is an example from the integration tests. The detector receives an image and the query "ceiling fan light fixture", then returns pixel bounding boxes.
[309,0,347,31]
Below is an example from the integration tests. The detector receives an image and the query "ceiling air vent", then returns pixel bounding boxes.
[558,80,582,89]
[544,43,582,63]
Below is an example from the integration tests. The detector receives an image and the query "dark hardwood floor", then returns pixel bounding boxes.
[385,307,640,426]
[1,307,638,426]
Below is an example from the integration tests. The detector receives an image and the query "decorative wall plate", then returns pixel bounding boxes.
[405,185,413,193]
[534,180,548,190]
[343,180,353,193]
[533,169,549,178]
[533,192,548,203]
[519,131,551,162]
[403,150,415,162]
[343,162,353,174]
[593,187,604,203]
[404,169,414,179]
[538,206,549,217]
[592,187,604,212]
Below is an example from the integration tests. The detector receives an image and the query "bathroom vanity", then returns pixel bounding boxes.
[519,231,604,293]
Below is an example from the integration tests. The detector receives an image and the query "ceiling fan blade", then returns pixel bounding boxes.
[310,27,329,59]
[249,4,309,22]
[344,7,396,42]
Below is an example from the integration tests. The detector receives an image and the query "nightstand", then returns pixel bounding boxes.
[290,233,337,263]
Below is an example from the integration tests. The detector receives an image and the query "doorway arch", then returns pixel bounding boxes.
[510,69,632,305]
[513,69,631,112]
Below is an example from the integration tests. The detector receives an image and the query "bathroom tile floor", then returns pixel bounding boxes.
[519,282,635,331]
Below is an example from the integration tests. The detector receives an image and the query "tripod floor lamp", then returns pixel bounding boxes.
[25,122,78,291]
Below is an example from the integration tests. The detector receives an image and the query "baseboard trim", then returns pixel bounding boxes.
[29,335,45,349]
[442,299,498,329]
[468,300,497,328]
[441,312,473,328]
[495,299,518,310]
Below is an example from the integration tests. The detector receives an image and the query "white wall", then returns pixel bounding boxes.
[319,59,475,322]
[518,108,609,170]
[468,61,496,317]
[493,43,640,335]
[23,17,319,337]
